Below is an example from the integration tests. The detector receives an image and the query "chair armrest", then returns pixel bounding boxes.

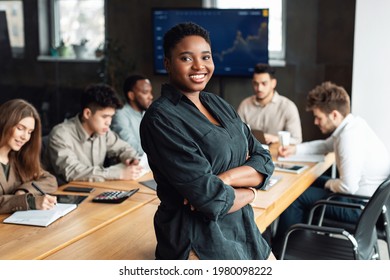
[326,192,370,202]
[308,199,364,225]
[288,222,348,235]
[280,223,357,259]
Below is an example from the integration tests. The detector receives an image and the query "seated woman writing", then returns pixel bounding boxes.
[0,99,57,214]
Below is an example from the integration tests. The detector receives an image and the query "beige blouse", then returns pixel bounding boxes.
[0,162,58,214]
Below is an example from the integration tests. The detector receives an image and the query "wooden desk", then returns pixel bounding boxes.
[0,186,156,260]
[45,199,159,260]
[253,148,335,232]
[44,200,265,260]
[0,148,334,259]
[44,153,333,260]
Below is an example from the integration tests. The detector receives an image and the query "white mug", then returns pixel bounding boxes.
[278,131,291,147]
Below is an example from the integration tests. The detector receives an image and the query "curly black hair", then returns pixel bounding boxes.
[122,74,147,101]
[254,63,276,79]
[163,22,211,59]
[81,83,123,113]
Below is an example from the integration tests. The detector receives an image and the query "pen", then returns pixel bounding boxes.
[31,182,46,196]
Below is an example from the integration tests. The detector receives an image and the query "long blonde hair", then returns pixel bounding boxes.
[0,99,42,182]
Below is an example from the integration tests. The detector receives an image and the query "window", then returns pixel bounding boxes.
[0,0,24,57]
[205,0,285,62]
[51,0,105,59]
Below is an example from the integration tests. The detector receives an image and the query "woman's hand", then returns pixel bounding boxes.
[35,194,57,210]
[14,189,28,195]
[228,187,256,213]
[218,166,263,188]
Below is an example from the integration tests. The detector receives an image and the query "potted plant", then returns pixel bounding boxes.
[72,39,88,59]
[95,42,104,58]
[57,39,72,57]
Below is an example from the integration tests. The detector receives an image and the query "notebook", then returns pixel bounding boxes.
[3,203,77,227]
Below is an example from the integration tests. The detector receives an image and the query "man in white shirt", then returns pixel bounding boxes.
[275,81,390,242]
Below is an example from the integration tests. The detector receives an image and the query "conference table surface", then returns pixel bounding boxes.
[44,199,265,260]
[0,184,156,260]
[253,152,335,232]
[0,146,334,260]
[69,152,335,234]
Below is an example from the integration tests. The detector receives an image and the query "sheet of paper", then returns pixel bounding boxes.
[277,154,325,163]
[262,175,283,191]
[135,153,151,179]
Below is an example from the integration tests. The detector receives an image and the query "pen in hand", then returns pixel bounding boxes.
[31,182,57,208]
[31,182,46,195]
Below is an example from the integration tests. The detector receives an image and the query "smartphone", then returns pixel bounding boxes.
[55,194,88,204]
[274,162,308,174]
[63,186,95,193]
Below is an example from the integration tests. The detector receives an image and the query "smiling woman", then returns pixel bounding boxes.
[0,99,58,214]
[140,22,275,260]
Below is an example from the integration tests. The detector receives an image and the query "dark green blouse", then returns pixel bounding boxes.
[140,84,274,260]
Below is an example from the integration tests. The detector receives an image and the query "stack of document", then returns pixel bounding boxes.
[3,203,77,227]
[135,153,152,179]
[262,175,283,191]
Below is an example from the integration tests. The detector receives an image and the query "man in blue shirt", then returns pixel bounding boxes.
[111,75,153,156]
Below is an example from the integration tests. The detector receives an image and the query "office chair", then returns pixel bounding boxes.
[41,135,49,164]
[279,177,390,260]
[309,186,390,259]
[41,134,67,186]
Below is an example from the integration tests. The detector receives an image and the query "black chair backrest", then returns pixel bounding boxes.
[41,134,49,164]
[354,178,390,259]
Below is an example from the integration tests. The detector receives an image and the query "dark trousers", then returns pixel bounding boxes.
[274,176,362,245]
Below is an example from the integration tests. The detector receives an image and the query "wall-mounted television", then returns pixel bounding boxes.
[152,8,269,77]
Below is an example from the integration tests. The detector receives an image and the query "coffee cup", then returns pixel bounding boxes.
[278,131,291,147]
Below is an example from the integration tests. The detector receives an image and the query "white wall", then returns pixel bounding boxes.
[352,0,390,157]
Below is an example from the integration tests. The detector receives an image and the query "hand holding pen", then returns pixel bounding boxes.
[31,182,57,210]
[278,145,296,158]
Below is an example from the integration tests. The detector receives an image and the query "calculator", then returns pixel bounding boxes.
[92,188,139,203]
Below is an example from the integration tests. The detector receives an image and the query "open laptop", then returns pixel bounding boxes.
[251,129,267,144]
